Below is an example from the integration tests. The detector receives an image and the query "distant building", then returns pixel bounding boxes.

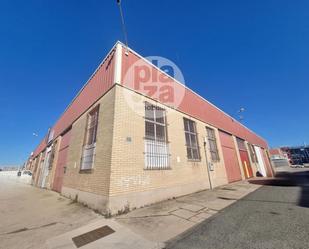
[0,165,21,171]
[282,146,309,165]
[270,146,309,165]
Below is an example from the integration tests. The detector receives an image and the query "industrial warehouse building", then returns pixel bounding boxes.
[27,42,273,214]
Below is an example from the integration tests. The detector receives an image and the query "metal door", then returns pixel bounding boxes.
[219,131,242,183]
[52,129,71,193]
[40,148,51,188]
[236,138,253,178]
[262,149,273,177]
[254,146,267,177]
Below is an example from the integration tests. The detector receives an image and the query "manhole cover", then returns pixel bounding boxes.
[72,225,115,248]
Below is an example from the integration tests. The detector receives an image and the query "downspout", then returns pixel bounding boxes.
[203,137,213,190]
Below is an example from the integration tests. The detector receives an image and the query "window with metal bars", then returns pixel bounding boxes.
[184,118,200,160]
[144,102,170,169]
[206,127,220,162]
[81,106,99,170]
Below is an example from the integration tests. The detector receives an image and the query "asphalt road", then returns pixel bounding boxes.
[166,168,309,249]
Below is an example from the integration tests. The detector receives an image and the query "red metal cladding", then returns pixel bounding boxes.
[52,51,115,139]
[121,48,268,149]
[33,48,116,158]
[269,148,281,156]
[33,140,47,159]
[219,131,242,183]
[219,131,235,149]
[52,129,72,193]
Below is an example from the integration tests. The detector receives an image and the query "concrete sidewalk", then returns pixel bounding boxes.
[47,180,261,249]
[46,219,163,249]
[115,180,261,243]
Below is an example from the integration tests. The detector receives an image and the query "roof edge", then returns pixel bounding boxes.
[117,42,268,145]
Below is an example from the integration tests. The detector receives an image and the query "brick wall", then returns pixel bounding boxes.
[62,87,116,198]
[108,85,229,212]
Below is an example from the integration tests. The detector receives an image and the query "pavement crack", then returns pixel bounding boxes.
[239,199,296,205]
[40,222,58,228]
[218,196,238,200]
[1,222,58,236]
[221,187,237,191]
[115,214,171,219]
[5,228,29,234]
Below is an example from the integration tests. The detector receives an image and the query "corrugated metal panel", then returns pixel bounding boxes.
[219,131,242,183]
[53,51,115,139]
[219,130,235,149]
[33,48,116,158]
[33,140,47,158]
[121,48,268,149]
[269,148,282,156]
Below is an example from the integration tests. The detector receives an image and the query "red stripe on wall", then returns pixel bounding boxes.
[33,48,116,158]
[121,48,268,149]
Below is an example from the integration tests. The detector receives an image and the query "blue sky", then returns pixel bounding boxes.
[0,0,308,165]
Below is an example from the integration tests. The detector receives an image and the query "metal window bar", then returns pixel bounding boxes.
[144,140,170,170]
[184,118,200,160]
[81,106,99,170]
[206,127,220,162]
[144,103,170,170]
[81,144,96,170]
[86,110,99,145]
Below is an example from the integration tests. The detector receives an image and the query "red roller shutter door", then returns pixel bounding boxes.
[219,131,242,183]
[52,128,71,193]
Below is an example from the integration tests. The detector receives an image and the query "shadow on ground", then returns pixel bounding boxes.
[249,170,309,208]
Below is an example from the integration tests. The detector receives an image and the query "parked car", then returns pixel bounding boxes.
[291,164,304,168]
[22,170,32,176]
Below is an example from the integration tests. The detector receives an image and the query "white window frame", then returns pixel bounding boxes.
[206,127,220,162]
[144,102,170,170]
[184,118,200,161]
[80,106,99,170]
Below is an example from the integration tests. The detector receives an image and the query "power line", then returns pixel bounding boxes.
[116,0,129,51]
